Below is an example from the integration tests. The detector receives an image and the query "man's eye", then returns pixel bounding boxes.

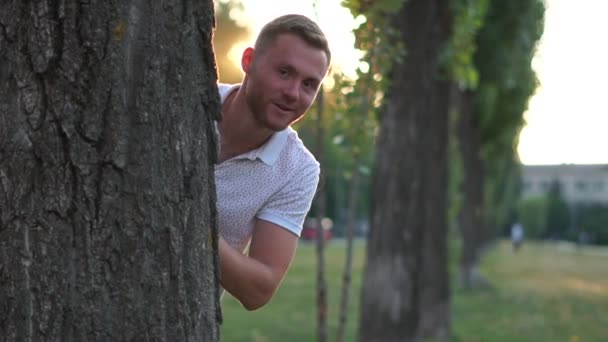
[303,80,317,90]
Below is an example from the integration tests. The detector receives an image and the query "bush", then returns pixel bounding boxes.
[517,196,547,239]
[544,181,570,239]
[577,204,608,245]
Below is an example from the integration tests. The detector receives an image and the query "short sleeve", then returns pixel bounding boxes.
[256,162,320,236]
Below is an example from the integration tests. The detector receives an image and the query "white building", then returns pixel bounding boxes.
[521,164,608,204]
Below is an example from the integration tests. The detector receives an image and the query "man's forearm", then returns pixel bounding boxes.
[218,237,277,310]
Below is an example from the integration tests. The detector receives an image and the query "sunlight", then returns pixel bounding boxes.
[227,41,247,75]
[231,0,363,79]
[219,0,608,165]
[562,277,608,296]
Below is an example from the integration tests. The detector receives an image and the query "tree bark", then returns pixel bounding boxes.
[358,1,452,341]
[0,1,221,341]
[417,62,451,342]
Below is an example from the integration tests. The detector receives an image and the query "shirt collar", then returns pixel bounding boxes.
[218,83,290,166]
[219,83,240,102]
[255,129,289,165]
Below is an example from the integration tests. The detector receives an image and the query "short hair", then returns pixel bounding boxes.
[254,14,331,67]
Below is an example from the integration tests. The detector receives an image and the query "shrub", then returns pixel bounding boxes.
[517,196,547,239]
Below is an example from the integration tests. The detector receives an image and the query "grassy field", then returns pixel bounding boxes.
[220,240,608,341]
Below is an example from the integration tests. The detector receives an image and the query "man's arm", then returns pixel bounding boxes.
[219,218,298,311]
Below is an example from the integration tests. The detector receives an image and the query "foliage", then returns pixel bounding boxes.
[544,181,571,238]
[473,0,545,232]
[444,0,490,243]
[340,0,407,113]
[335,0,408,127]
[576,204,608,245]
[297,0,409,228]
[448,111,464,229]
[446,0,544,246]
[294,91,374,230]
[443,0,490,89]
[517,181,573,241]
[220,241,608,341]
[518,192,608,246]
[484,153,522,237]
[517,196,548,239]
[475,0,545,148]
[342,0,407,18]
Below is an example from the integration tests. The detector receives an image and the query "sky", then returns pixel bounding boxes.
[230,0,608,165]
[517,0,608,165]
[225,0,362,78]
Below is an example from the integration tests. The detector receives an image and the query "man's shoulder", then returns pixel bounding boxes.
[217,83,240,102]
[282,128,320,173]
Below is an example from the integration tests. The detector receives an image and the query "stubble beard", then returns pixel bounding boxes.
[246,91,285,133]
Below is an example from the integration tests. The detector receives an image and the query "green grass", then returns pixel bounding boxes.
[220,240,608,341]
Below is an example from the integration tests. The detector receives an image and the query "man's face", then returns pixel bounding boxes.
[243,33,329,131]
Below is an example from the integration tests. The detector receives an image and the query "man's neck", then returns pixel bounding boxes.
[218,88,273,163]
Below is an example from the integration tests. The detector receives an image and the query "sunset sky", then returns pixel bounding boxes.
[230,0,608,165]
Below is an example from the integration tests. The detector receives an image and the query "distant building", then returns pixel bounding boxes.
[521,164,608,204]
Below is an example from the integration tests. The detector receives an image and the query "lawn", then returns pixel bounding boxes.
[220,240,608,341]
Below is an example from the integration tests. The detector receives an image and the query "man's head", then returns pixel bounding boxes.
[240,14,331,132]
[254,14,331,68]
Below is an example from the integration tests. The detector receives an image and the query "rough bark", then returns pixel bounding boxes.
[457,90,486,289]
[0,1,221,341]
[358,1,452,341]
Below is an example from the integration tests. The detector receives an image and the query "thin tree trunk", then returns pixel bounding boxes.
[0,1,221,340]
[336,155,361,342]
[358,0,452,341]
[314,89,328,342]
[337,36,376,341]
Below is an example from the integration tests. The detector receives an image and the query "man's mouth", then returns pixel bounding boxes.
[274,103,293,112]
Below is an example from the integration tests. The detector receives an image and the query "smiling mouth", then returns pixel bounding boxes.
[274,103,294,112]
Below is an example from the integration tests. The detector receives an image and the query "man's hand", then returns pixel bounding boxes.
[218,219,298,310]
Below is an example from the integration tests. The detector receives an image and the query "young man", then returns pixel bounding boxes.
[215,14,331,310]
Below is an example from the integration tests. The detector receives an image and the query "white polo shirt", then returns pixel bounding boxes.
[215,84,320,253]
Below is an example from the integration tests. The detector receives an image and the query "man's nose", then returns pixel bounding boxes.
[283,80,300,102]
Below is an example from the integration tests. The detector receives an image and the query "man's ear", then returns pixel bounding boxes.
[241,47,254,73]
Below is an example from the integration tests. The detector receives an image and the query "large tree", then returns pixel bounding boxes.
[358,0,452,340]
[0,1,221,340]
[457,0,545,288]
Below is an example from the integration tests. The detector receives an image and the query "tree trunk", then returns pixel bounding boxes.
[0,1,221,341]
[457,90,486,289]
[417,65,451,342]
[338,41,375,342]
[336,155,361,342]
[358,1,452,341]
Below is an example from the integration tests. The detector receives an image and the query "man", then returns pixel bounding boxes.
[215,14,331,310]
[510,221,524,251]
